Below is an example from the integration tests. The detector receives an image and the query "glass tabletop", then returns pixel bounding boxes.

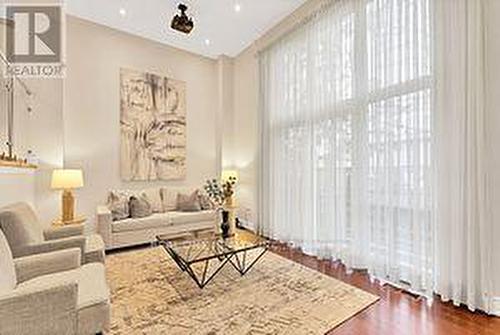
[156,234,268,265]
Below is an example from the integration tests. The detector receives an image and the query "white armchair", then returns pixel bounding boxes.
[0,230,110,335]
[0,203,105,264]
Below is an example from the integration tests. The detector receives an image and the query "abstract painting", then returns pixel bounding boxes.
[120,68,186,181]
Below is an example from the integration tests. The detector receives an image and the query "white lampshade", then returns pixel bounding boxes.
[221,170,238,182]
[51,169,84,190]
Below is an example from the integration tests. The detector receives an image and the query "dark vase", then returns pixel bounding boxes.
[221,210,230,238]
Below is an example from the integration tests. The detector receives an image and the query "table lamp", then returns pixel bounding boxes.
[51,169,84,222]
[221,170,238,183]
[221,170,238,207]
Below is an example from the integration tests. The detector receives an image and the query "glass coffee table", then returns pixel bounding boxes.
[156,234,269,289]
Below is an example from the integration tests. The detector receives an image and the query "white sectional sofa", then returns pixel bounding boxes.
[97,187,217,250]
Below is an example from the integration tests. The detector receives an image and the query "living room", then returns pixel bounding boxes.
[1,0,500,334]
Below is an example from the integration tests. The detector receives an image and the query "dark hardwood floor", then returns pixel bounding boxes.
[238,230,500,335]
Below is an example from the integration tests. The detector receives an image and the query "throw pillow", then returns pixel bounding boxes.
[142,188,163,213]
[0,203,44,253]
[0,230,17,294]
[130,195,153,218]
[160,188,178,212]
[177,190,202,212]
[107,191,131,221]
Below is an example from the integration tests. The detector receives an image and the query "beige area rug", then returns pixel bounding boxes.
[106,247,379,335]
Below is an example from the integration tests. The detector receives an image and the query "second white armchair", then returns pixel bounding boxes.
[0,202,105,264]
[0,230,110,335]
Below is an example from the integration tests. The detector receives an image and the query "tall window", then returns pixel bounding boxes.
[260,0,433,295]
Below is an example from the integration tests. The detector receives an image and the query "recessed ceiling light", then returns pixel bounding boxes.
[204,39,211,46]
[234,3,242,12]
[119,8,127,17]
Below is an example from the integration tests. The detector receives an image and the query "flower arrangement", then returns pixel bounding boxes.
[204,176,237,238]
[204,176,237,209]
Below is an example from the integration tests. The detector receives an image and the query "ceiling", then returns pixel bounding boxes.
[66,0,307,59]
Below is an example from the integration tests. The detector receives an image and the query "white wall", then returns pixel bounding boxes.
[64,16,219,228]
[218,56,235,169]
[28,78,64,226]
[232,47,259,228]
[0,16,63,226]
[0,168,35,208]
[0,78,62,227]
[0,19,34,210]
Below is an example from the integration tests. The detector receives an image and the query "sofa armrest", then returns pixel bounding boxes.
[43,224,84,240]
[12,236,86,259]
[97,205,112,248]
[14,248,81,283]
[0,281,78,335]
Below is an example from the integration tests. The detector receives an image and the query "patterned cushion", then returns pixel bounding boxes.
[129,195,153,219]
[0,230,16,294]
[0,203,44,254]
[141,188,163,213]
[176,190,202,212]
[107,191,131,221]
[160,188,179,212]
[160,187,198,212]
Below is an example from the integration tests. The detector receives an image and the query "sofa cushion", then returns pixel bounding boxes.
[160,188,178,212]
[141,188,163,213]
[0,230,16,294]
[107,191,131,221]
[111,213,170,233]
[17,262,109,310]
[129,195,153,218]
[0,203,44,251]
[177,190,202,212]
[160,187,195,212]
[169,210,216,226]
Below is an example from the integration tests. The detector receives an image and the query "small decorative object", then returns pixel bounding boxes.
[170,4,194,34]
[204,177,237,238]
[0,151,38,169]
[51,169,84,223]
[26,150,38,166]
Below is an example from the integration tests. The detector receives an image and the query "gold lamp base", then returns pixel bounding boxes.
[51,169,84,224]
[62,189,75,222]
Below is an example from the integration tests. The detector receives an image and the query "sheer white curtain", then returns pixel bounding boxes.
[259,0,360,264]
[434,0,493,313]
[259,0,434,296]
